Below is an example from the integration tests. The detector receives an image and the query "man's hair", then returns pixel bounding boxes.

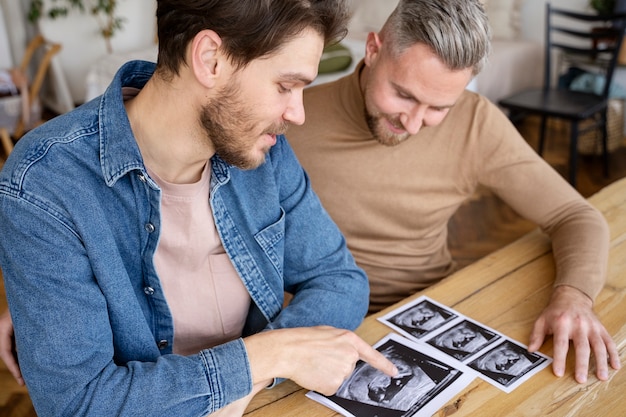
[381,0,491,76]
[155,0,349,77]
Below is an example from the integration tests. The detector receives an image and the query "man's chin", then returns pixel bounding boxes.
[375,133,409,147]
[239,157,266,170]
[369,122,409,146]
[219,151,266,170]
[239,150,270,170]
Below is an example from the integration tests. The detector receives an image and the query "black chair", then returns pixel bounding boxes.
[498,3,626,187]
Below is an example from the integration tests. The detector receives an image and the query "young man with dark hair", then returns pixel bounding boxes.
[0,1,396,415]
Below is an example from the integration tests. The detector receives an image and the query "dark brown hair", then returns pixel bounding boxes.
[155,0,349,77]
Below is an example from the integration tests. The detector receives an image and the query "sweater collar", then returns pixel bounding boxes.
[341,59,372,136]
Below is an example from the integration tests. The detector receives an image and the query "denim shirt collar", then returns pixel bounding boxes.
[98,60,156,187]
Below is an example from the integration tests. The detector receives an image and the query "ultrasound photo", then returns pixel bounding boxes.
[425,319,501,361]
[327,336,467,417]
[385,298,458,339]
[468,339,550,390]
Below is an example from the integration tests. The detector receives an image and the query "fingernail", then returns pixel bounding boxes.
[598,370,608,380]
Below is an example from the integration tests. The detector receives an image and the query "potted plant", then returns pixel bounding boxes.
[27,0,125,54]
[589,0,616,15]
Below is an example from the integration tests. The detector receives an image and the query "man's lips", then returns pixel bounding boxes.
[385,118,406,134]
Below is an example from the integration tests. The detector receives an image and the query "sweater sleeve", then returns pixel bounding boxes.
[473,99,609,300]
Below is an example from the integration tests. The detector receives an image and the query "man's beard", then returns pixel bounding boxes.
[365,109,410,147]
[363,84,410,147]
[200,83,287,170]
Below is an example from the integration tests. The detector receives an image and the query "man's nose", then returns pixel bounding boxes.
[283,90,306,126]
[401,105,426,135]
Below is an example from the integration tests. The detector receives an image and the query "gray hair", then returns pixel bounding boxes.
[381,0,491,76]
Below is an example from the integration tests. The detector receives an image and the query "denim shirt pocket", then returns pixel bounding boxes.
[254,207,285,277]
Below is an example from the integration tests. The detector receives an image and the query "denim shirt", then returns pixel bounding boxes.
[0,61,369,416]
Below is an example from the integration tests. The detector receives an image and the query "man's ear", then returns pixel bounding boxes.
[190,30,224,88]
[364,31,383,66]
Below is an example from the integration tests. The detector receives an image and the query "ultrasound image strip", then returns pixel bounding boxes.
[467,339,551,393]
[378,296,553,393]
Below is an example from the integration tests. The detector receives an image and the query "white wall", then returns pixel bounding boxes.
[0,0,30,67]
[37,0,156,104]
[520,0,593,42]
[0,4,13,68]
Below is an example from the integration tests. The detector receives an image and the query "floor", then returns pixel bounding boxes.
[0,115,625,416]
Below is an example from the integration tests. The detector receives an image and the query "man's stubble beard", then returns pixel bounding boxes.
[365,109,410,147]
[363,87,410,147]
[200,82,287,170]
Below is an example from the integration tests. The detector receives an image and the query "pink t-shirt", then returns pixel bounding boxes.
[148,163,251,355]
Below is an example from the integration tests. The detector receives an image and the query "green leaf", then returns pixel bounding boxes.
[27,0,125,44]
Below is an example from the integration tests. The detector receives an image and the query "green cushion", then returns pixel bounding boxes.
[318,42,353,74]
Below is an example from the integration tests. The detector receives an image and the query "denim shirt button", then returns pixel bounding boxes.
[157,340,168,350]
[144,223,155,233]
[143,286,155,295]
[138,173,147,182]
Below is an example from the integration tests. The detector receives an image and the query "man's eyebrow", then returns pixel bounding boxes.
[392,82,456,109]
[278,72,315,85]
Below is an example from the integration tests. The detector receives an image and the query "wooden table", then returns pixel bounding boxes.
[243,177,626,416]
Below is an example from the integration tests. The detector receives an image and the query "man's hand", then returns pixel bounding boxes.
[0,309,23,386]
[528,285,621,383]
[245,326,398,396]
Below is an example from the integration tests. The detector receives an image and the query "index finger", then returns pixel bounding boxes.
[354,338,398,377]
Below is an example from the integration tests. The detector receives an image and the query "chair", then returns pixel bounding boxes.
[0,35,61,155]
[0,127,11,156]
[498,3,626,187]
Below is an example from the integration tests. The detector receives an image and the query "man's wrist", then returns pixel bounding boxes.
[552,284,593,307]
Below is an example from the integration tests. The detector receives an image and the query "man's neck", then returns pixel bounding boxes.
[358,63,369,96]
[124,77,215,184]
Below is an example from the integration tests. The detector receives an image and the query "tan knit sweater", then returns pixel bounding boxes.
[287,62,609,312]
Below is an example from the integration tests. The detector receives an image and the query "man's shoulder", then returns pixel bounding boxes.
[456,89,494,110]
[301,74,360,126]
[304,76,350,104]
[17,103,100,154]
[444,89,510,128]
[1,103,102,186]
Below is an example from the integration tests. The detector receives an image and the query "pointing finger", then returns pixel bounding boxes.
[354,338,398,377]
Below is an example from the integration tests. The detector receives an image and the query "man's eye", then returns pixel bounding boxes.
[279,84,292,93]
